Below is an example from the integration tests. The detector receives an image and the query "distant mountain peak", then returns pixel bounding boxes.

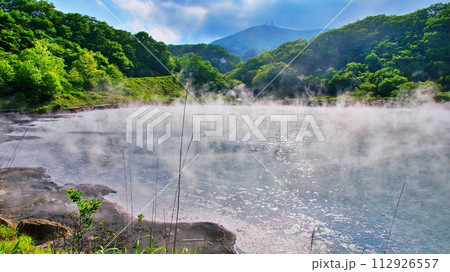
[210,25,321,60]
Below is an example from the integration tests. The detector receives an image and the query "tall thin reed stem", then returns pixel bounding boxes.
[167,181,177,247]
[150,157,159,241]
[0,128,28,190]
[129,170,134,218]
[121,149,129,246]
[172,87,189,253]
[384,179,406,254]
[121,150,128,215]
[310,226,316,254]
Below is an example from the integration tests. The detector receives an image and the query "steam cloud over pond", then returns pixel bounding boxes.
[1,102,449,253]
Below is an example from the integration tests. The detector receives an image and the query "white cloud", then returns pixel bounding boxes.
[126,18,181,43]
[160,1,208,31]
[150,26,182,44]
[161,1,208,18]
[111,0,154,17]
[184,6,208,21]
[105,0,444,44]
[110,0,209,43]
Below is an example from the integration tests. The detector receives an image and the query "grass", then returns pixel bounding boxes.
[62,184,194,254]
[2,76,185,112]
[435,91,450,102]
[0,224,190,254]
[125,76,184,103]
[5,78,448,113]
[0,225,52,254]
[47,76,184,110]
[287,96,338,105]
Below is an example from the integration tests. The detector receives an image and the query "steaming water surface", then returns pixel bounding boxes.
[1,103,449,253]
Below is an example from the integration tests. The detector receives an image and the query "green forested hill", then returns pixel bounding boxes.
[168,43,241,73]
[1,0,448,110]
[230,3,450,99]
[0,0,174,77]
[0,0,234,110]
[0,0,180,110]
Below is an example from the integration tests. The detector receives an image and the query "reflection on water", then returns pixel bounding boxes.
[1,104,449,253]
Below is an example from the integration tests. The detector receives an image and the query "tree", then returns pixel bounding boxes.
[251,61,300,97]
[15,40,67,105]
[373,68,408,97]
[229,3,449,98]
[169,43,241,73]
[0,52,16,96]
[132,31,174,77]
[68,50,121,90]
[176,53,232,90]
[365,52,382,72]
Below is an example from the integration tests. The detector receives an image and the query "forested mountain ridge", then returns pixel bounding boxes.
[0,0,174,77]
[211,25,321,60]
[229,3,449,99]
[0,0,232,110]
[0,0,448,111]
[0,0,178,109]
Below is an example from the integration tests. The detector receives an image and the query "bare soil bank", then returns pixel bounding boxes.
[0,167,236,253]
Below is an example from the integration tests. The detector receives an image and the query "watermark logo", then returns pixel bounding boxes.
[126,106,172,152]
[193,114,325,142]
[126,107,326,151]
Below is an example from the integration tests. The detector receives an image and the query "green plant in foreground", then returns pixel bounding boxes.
[133,235,166,254]
[66,188,103,230]
[65,188,103,253]
[103,234,192,254]
[63,190,194,254]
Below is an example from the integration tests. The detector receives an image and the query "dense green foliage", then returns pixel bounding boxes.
[230,3,449,99]
[168,43,241,73]
[0,0,237,109]
[0,0,181,109]
[125,76,183,103]
[0,0,174,77]
[174,53,233,91]
[65,188,104,253]
[0,0,448,109]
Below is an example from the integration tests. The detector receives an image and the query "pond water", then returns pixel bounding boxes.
[1,103,449,253]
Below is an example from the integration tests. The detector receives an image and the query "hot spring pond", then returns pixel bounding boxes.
[1,103,449,253]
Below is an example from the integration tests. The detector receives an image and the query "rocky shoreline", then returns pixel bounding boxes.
[0,167,236,253]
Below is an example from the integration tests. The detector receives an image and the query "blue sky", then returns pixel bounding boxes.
[48,0,446,44]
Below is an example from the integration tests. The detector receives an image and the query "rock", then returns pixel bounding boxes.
[59,183,117,198]
[0,167,237,253]
[0,217,15,228]
[17,218,72,243]
[182,222,236,254]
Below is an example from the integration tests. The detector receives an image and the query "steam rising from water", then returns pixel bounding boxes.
[1,101,449,253]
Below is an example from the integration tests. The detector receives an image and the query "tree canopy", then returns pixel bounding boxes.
[0,0,178,108]
[0,0,448,109]
[168,43,241,73]
[229,3,449,99]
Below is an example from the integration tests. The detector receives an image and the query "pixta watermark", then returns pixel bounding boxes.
[126,106,325,152]
[126,106,172,152]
